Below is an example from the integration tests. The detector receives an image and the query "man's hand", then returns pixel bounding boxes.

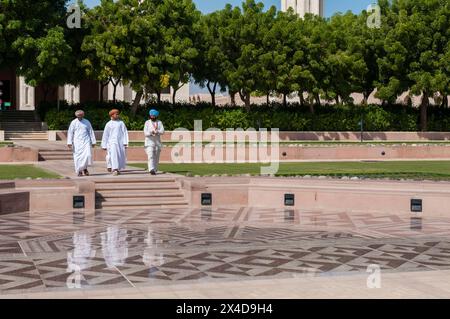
[124,145,128,148]
[92,144,96,148]
[102,148,107,151]
[68,144,72,149]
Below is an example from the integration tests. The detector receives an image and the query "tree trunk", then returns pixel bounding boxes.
[299,91,305,107]
[335,96,340,105]
[266,92,270,105]
[309,103,315,114]
[420,92,429,131]
[130,89,143,117]
[363,92,369,105]
[239,90,251,110]
[112,84,117,104]
[441,92,448,108]
[207,81,217,107]
[230,92,236,106]
[100,80,110,102]
[314,93,321,107]
[156,91,161,104]
[172,88,178,104]
[283,94,287,108]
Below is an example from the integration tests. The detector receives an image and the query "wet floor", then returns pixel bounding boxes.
[1,207,450,293]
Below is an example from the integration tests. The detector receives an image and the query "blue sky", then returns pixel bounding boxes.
[83,0,375,17]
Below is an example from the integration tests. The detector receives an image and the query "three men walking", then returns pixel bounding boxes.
[69,108,163,177]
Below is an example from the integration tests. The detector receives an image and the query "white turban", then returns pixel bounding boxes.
[75,110,85,117]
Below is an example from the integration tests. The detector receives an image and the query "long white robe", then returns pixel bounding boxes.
[101,120,129,170]
[67,118,96,173]
[144,120,165,172]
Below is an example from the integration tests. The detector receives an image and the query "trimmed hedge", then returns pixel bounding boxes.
[39,101,450,132]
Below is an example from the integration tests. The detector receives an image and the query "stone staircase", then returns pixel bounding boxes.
[5,131,49,140]
[0,111,48,140]
[94,177,188,210]
[38,149,73,161]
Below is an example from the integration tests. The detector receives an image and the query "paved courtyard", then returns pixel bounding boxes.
[0,206,450,298]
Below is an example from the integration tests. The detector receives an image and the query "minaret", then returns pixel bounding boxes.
[281,0,324,18]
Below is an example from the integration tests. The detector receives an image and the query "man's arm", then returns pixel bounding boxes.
[88,120,97,146]
[101,123,110,149]
[144,121,152,137]
[67,121,75,148]
[157,121,165,135]
[122,122,129,146]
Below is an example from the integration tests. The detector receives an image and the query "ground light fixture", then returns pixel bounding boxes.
[284,194,295,206]
[73,196,85,209]
[201,193,212,206]
[411,198,422,212]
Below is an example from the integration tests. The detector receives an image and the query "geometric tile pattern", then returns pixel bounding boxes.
[1,207,450,293]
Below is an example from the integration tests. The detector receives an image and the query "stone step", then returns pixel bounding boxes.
[96,190,184,199]
[98,204,189,211]
[6,137,49,141]
[39,156,73,161]
[39,151,72,156]
[95,183,180,191]
[97,195,185,203]
[5,133,48,137]
[99,199,188,208]
[93,177,177,184]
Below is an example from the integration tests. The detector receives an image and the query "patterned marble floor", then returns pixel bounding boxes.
[1,207,450,294]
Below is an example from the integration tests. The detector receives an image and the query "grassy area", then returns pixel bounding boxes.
[0,165,61,180]
[0,142,13,147]
[125,141,450,147]
[131,161,450,180]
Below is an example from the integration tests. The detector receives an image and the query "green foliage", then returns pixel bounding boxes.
[40,101,446,132]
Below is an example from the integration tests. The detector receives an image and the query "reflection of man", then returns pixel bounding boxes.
[67,110,96,177]
[101,109,129,176]
[142,229,165,267]
[67,232,95,274]
[101,226,128,269]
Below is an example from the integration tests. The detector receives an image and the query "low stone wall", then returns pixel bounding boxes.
[0,130,4,142]
[14,179,95,213]
[184,177,450,216]
[91,144,450,162]
[0,146,39,162]
[51,131,450,142]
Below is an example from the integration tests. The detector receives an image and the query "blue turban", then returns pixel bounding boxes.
[149,109,159,117]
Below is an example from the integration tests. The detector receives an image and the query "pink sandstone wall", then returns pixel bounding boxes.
[53,131,450,142]
[14,179,95,213]
[0,147,39,162]
[184,177,450,216]
[91,145,450,162]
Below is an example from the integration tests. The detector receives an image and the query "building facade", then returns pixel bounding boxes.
[0,68,190,110]
[281,0,324,17]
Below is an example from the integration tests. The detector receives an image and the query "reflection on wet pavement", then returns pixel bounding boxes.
[1,207,450,292]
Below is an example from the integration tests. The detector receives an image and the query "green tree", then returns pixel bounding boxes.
[0,0,68,70]
[377,0,449,130]
[193,12,229,106]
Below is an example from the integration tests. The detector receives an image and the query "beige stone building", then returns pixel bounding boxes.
[281,0,324,17]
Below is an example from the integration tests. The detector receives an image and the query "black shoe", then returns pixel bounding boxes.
[84,169,90,176]
[150,170,156,175]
